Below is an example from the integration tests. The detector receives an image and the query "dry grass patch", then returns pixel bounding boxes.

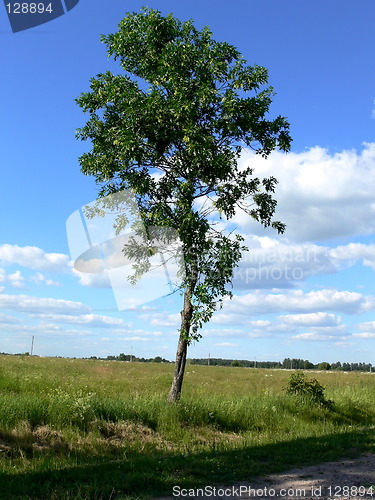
[0,422,67,459]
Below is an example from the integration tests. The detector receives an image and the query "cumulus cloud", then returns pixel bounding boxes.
[200,235,375,292]
[330,243,375,270]
[8,271,26,288]
[29,313,130,328]
[221,289,375,316]
[151,314,180,328]
[0,321,93,337]
[202,328,249,338]
[72,217,375,294]
[292,332,342,342]
[214,342,238,347]
[201,326,276,340]
[0,312,20,324]
[139,312,180,328]
[235,143,375,242]
[0,268,26,289]
[356,320,375,332]
[232,237,338,290]
[30,272,61,287]
[119,336,156,342]
[71,268,112,288]
[352,332,375,339]
[0,293,90,315]
[0,244,69,272]
[279,312,342,327]
[132,329,163,337]
[209,312,244,325]
[248,319,272,327]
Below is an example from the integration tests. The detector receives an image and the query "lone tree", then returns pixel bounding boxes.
[76,8,291,402]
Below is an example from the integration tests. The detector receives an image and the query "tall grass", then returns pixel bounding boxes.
[0,356,374,499]
[1,355,375,432]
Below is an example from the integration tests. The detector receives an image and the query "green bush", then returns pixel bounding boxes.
[231,361,243,367]
[286,371,334,410]
[317,362,331,371]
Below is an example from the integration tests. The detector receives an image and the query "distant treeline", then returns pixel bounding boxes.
[1,352,372,371]
[90,354,373,372]
[89,354,172,364]
[0,352,172,363]
[189,357,373,372]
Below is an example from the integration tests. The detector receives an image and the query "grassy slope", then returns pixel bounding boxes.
[0,355,374,499]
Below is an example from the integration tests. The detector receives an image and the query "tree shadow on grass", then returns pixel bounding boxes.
[0,427,374,500]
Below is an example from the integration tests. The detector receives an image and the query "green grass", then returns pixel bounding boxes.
[0,355,374,499]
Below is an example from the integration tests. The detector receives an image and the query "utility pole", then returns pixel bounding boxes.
[208,353,210,366]
[130,345,133,362]
[30,336,35,356]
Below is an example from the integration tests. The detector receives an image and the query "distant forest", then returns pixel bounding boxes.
[2,352,372,372]
[188,357,373,372]
[94,354,373,372]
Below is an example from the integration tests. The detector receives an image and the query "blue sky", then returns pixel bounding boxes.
[1,0,375,364]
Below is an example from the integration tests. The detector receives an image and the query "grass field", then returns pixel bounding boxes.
[0,355,374,499]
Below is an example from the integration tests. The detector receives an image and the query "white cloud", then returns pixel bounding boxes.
[330,243,375,270]
[120,336,156,342]
[0,268,26,289]
[0,244,69,272]
[71,153,375,293]
[332,341,355,348]
[30,272,61,287]
[0,293,90,315]
[127,305,158,312]
[211,236,375,292]
[150,315,180,327]
[0,312,20,324]
[8,270,26,288]
[0,322,93,337]
[214,342,238,347]
[202,327,269,339]
[133,329,164,337]
[235,143,375,242]
[210,312,244,325]
[140,312,180,328]
[71,268,112,288]
[233,237,338,289]
[279,312,342,327]
[292,332,341,341]
[248,320,272,327]
[221,289,375,316]
[304,325,347,335]
[356,320,375,332]
[352,332,375,339]
[30,313,130,328]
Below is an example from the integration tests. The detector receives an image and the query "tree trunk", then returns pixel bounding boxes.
[167,332,188,403]
[168,257,197,403]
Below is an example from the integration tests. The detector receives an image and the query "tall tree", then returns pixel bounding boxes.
[76,8,291,402]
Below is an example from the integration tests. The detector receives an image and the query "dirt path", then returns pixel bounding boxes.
[154,453,375,499]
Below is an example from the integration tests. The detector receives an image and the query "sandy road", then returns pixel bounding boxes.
[154,453,375,500]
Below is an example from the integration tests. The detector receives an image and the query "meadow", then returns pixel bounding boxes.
[0,355,374,499]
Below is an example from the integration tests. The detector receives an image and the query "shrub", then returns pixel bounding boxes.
[286,371,334,410]
[317,362,331,371]
[231,361,243,367]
